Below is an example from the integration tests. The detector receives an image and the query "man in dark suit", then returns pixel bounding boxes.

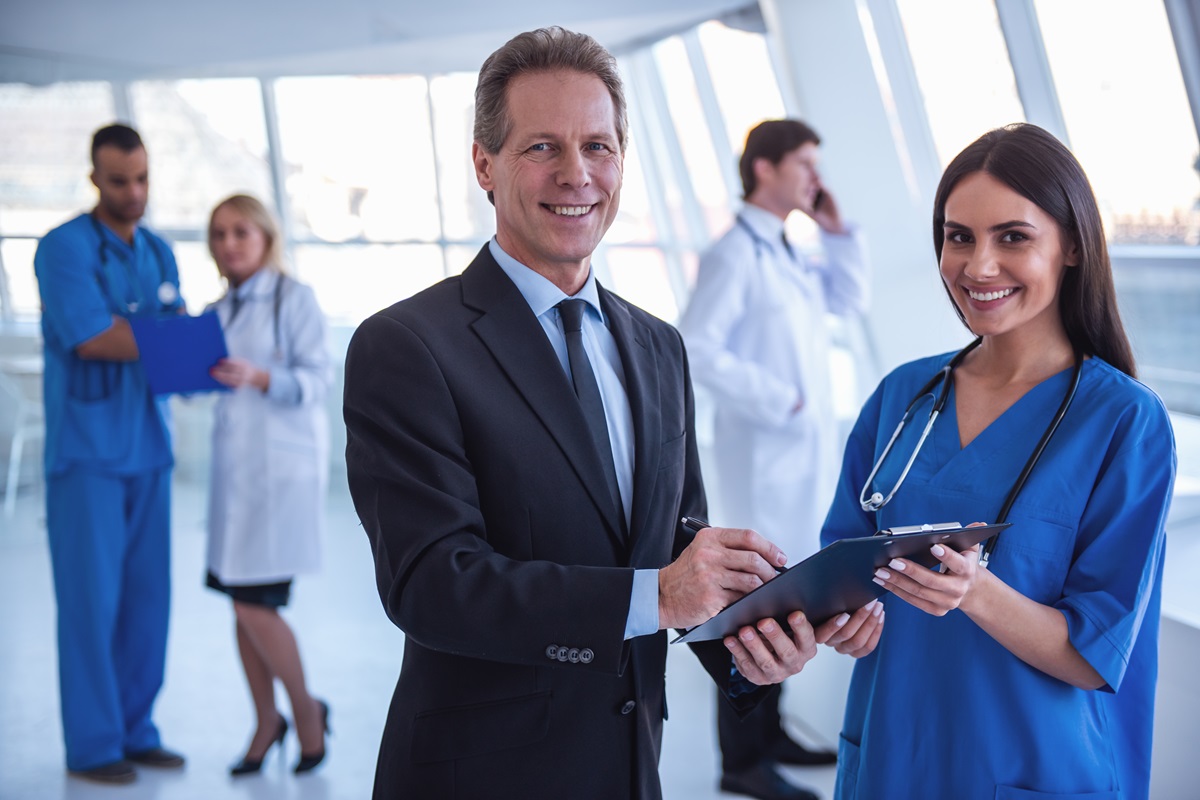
[345,26,876,800]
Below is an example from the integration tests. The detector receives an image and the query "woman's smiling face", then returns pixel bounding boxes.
[939,170,1078,342]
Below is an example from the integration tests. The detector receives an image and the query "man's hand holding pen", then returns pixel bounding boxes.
[660,517,817,685]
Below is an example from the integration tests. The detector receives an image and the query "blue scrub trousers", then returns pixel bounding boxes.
[47,467,171,770]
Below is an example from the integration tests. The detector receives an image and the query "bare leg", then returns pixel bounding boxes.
[233,603,323,755]
[233,612,282,759]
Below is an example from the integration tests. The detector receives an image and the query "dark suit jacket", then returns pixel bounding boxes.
[344,246,765,799]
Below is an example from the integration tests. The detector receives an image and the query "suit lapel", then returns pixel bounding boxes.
[600,288,661,554]
[461,248,626,548]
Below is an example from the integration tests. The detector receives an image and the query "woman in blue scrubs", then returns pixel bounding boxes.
[820,124,1175,800]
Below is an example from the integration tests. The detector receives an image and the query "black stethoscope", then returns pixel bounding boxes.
[859,336,1083,567]
[735,214,799,263]
[90,211,178,314]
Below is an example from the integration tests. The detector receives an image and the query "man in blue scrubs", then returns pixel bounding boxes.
[34,124,186,784]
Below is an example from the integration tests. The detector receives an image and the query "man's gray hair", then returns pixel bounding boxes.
[474,26,629,155]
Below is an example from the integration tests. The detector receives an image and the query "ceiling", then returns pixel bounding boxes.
[1,0,762,85]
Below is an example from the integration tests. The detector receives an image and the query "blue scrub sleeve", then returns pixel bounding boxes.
[821,384,885,549]
[1056,412,1175,693]
[34,226,118,349]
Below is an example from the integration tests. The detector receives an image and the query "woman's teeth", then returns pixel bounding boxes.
[967,287,1015,302]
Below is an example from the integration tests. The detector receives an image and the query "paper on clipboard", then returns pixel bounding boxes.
[671,522,1011,644]
[129,311,231,395]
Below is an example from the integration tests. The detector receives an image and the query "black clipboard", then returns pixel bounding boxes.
[129,311,231,395]
[671,522,1010,644]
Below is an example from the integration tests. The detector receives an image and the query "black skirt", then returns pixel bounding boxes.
[206,570,292,608]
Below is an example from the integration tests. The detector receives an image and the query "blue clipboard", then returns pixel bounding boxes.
[671,522,1011,644]
[129,311,231,395]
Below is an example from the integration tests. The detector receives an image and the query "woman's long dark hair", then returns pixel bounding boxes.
[932,123,1135,377]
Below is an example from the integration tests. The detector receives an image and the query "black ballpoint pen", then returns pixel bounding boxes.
[680,516,788,573]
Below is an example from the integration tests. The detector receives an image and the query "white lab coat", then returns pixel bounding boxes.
[679,204,868,559]
[205,269,332,585]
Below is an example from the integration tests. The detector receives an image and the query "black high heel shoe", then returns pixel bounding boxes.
[230,715,289,777]
[294,700,330,774]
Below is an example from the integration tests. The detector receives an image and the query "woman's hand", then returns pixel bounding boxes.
[872,543,985,616]
[815,599,885,657]
[210,357,270,392]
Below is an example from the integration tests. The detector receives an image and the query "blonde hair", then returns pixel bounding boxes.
[208,193,287,275]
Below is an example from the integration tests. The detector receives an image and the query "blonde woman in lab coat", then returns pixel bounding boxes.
[205,194,332,776]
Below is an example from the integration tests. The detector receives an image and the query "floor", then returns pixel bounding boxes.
[0,475,842,800]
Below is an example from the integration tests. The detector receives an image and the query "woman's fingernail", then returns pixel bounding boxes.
[874,568,891,580]
[889,559,905,570]
[873,602,884,616]
[835,613,850,627]
[872,577,884,587]
[865,599,879,611]
[931,544,945,557]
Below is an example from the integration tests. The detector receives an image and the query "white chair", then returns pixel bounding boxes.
[0,370,44,518]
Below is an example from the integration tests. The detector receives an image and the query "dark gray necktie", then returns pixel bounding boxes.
[781,231,796,261]
[557,299,623,523]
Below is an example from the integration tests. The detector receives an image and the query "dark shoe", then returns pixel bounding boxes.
[773,734,837,767]
[294,699,330,775]
[720,761,820,800]
[69,760,138,785]
[126,746,185,769]
[230,715,290,777]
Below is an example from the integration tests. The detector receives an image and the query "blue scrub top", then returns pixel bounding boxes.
[34,213,183,476]
[821,352,1175,800]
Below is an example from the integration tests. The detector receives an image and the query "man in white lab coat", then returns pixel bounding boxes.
[679,119,869,800]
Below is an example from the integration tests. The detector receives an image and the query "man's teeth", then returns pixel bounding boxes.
[550,205,592,216]
[968,287,1016,302]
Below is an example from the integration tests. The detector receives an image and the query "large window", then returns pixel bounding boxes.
[130,79,273,234]
[1036,0,1199,246]
[895,0,1026,166]
[0,82,115,239]
[0,82,116,320]
[697,21,788,158]
[274,76,441,246]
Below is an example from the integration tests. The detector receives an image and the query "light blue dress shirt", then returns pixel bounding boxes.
[489,239,658,639]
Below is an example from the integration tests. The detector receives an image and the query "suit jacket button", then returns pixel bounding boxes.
[567,648,580,663]
[580,648,594,664]
[546,644,559,660]
[620,700,636,715]
[556,646,570,662]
